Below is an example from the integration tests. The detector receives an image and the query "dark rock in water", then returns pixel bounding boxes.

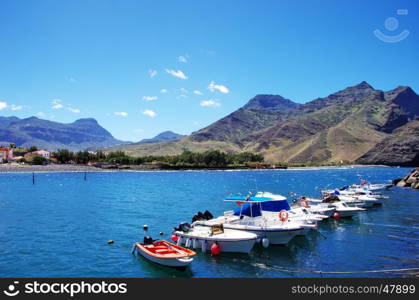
[107,240,114,245]
[395,168,419,189]
[392,178,402,185]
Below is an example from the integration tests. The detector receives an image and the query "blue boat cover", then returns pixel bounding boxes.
[233,200,291,217]
[260,200,290,212]
[224,196,274,202]
[233,203,262,217]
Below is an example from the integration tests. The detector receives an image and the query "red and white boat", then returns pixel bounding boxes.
[132,238,196,269]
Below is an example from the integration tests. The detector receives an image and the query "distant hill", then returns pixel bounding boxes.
[133,131,185,145]
[108,82,419,166]
[0,117,128,151]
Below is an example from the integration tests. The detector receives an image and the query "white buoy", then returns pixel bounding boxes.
[262,238,270,248]
[192,239,198,249]
[177,236,183,246]
[185,238,191,247]
[201,240,206,252]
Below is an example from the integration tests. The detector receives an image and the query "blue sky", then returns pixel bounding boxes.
[0,0,418,141]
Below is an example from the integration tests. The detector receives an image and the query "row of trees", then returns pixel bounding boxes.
[52,149,264,168]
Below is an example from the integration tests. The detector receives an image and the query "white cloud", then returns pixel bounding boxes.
[0,101,8,110]
[51,99,64,109]
[114,112,128,117]
[165,69,188,80]
[178,55,188,63]
[143,95,158,101]
[160,89,168,94]
[208,81,229,94]
[10,104,23,111]
[200,99,221,107]
[193,90,203,95]
[67,107,81,113]
[142,109,157,117]
[149,69,158,78]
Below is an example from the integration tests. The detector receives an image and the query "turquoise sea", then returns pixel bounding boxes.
[0,167,418,278]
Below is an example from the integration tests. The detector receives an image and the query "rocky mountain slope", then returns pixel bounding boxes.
[106,82,419,166]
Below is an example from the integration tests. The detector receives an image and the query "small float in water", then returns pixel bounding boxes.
[132,237,196,269]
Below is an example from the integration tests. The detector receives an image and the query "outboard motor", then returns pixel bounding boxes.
[143,236,153,245]
[203,210,214,220]
[179,222,191,233]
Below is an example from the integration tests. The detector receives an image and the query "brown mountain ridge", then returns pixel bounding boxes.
[108,82,419,166]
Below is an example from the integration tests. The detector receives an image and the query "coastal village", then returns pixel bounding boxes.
[0,142,51,164]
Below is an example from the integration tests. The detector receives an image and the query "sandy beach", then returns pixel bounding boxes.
[0,163,392,173]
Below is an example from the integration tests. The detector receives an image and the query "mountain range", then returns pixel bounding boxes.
[108,81,419,166]
[0,117,127,151]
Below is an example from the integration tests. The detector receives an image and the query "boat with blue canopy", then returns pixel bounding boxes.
[193,194,306,245]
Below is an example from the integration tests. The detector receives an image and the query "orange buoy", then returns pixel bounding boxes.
[333,212,341,220]
[171,235,179,242]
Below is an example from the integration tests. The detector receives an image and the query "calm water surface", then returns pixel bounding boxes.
[0,167,418,277]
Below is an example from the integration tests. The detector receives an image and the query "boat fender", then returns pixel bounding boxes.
[262,238,270,248]
[177,236,183,246]
[279,210,289,222]
[211,242,221,256]
[300,199,309,208]
[333,212,341,220]
[171,235,179,242]
[201,240,207,252]
[185,238,191,247]
[192,239,198,249]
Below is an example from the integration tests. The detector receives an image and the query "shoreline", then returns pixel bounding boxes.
[0,163,398,174]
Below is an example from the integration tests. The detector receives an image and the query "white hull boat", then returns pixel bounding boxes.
[195,215,303,245]
[173,225,257,254]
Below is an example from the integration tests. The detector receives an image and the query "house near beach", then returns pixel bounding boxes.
[32,150,51,159]
[0,143,14,163]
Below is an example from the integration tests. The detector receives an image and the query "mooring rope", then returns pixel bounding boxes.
[251,263,419,274]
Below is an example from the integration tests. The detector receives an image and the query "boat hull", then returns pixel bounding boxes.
[132,242,195,269]
[133,246,193,268]
[174,233,256,253]
[221,225,301,245]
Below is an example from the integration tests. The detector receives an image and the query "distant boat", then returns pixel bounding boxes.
[132,238,196,269]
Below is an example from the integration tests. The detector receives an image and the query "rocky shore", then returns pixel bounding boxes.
[393,168,419,189]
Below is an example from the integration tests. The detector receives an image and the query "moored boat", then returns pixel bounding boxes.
[132,237,196,269]
[173,223,258,254]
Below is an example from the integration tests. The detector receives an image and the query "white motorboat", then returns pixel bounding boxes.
[257,192,333,219]
[306,197,365,218]
[194,195,305,245]
[173,223,258,254]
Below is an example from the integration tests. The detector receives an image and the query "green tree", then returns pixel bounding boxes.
[32,155,46,165]
[28,146,38,152]
[54,149,74,164]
